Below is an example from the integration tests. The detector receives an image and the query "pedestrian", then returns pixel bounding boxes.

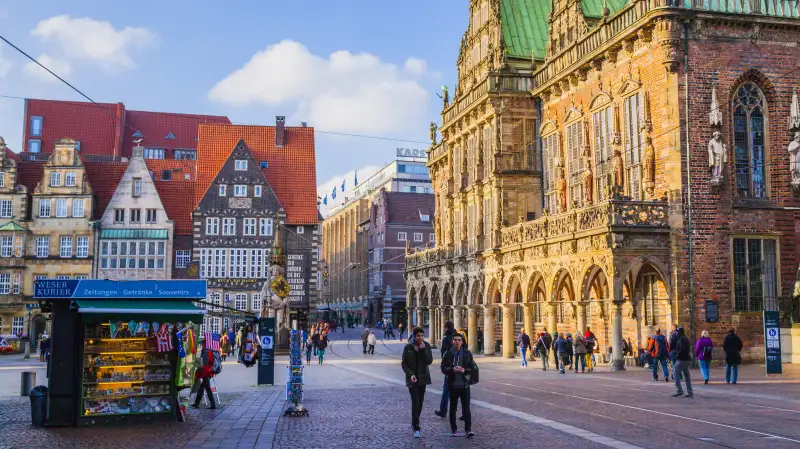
[312,329,320,356]
[317,334,328,364]
[477,328,484,355]
[361,327,370,353]
[573,332,587,373]
[553,332,569,374]
[341,320,345,334]
[672,327,693,398]
[695,330,714,384]
[227,328,236,357]
[192,340,217,409]
[367,331,377,354]
[219,333,230,362]
[668,323,680,372]
[235,327,243,363]
[398,322,405,340]
[584,327,597,371]
[517,328,531,368]
[648,329,670,382]
[536,332,550,371]
[722,328,743,385]
[434,321,456,419]
[305,335,314,364]
[622,337,629,358]
[440,333,475,439]
[402,326,433,439]
[565,333,574,369]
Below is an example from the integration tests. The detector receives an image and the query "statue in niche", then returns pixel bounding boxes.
[612,147,624,189]
[556,166,568,213]
[442,86,450,108]
[789,132,800,184]
[643,133,656,194]
[708,131,727,184]
[430,122,438,145]
[583,146,593,205]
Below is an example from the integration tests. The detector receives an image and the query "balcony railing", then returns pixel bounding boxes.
[500,200,668,247]
[488,75,533,93]
[443,78,489,125]
[494,152,540,174]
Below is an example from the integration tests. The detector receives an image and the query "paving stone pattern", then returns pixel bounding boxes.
[272,385,603,449]
[185,390,283,449]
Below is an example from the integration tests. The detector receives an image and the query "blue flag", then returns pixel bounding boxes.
[323,195,328,205]
[341,180,345,192]
[332,187,336,200]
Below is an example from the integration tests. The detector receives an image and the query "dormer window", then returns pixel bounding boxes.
[165,132,176,139]
[260,161,268,169]
[161,170,172,181]
[30,116,43,137]
[235,160,248,171]
[234,185,247,197]
[174,149,196,160]
[143,148,165,160]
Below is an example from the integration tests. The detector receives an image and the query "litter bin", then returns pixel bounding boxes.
[29,385,48,427]
[20,371,36,396]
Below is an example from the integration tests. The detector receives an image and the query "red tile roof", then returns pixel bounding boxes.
[196,124,318,225]
[4,148,21,162]
[16,161,44,193]
[123,110,230,158]
[146,159,197,235]
[84,161,128,220]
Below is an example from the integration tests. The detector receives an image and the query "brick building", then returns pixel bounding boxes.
[405,0,800,365]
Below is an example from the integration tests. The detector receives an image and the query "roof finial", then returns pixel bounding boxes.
[603,0,610,17]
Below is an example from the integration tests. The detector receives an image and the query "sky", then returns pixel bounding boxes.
[0,0,468,215]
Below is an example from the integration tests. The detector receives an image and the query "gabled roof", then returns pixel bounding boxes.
[84,161,128,220]
[501,0,551,60]
[196,124,318,225]
[123,110,230,157]
[4,147,20,162]
[16,161,45,193]
[0,222,27,231]
[24,99,123,156]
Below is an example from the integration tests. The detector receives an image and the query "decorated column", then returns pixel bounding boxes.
[611,300,625,371]
[416,308,424,330]
[547,302,557,364]
[502,304,515,358]
[429,306,439,348]
[523,303,534,338]
[576,302,587,337]
[483,304,496,355]
[453,306,463,331]
[467,306,479,353]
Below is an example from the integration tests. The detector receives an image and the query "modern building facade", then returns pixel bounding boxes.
[405,0,800,366]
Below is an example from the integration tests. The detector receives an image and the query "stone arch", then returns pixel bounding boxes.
[551,268,575,325]
[729,68,778,104]
[418,284,429,308]
[408,286,418,309]
[468,277,483,306]
[441,281,453,307]
[579,264,610,303]
[485,276,501,305]
[455,279,468,307]
[504,271,523,304]
[618,255,671,300]
[430,283,441,308]
[524,271,546,304]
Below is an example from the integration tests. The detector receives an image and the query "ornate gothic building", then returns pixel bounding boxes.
[405,0,800,367]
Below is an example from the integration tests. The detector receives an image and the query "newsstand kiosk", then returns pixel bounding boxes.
[34,279,207,427]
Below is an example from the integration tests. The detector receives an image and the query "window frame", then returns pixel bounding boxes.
[732,82,769,199]
[542,133,559,215]
[222,217,236,236]
[50,172,61,187]
[132,178,142,197]
[30,116,43,136]
[730,235,779,312]
[622,92,643,200]
[55,198,67,217]
[72,198,84,218]
[65,172,76,187]
[565,119,585,209]
[397,232,407,242]
[36,236,50,258]
[233,185,247,197]
[205,217,219,235]
[254,185,263,197]
[28,139,41,153]
[219,185,227,196]
[0,199,12,218]
[60,236,73,258]
[235,160,248,171]
[76,236,89,258]
[39,199,51,218]
[145,208,157,223]
[176,250,191,268]
[591,105,614,203]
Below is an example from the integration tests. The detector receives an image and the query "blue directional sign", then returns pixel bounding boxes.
[34,279,207,299]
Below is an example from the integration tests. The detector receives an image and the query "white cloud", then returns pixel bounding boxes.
[209,40,429,134]
[404,58,427,76]
[23,54,71,83]
[31,15,157,70]
[317,164,381,218]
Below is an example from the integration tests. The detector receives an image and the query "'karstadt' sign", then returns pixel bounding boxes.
[396,148,426,158]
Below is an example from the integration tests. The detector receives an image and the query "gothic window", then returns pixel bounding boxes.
[515,304,523,324]
[452,146,461,179]
[566,121,584,209]
[593,107,613,202]
[542,133,559,215]
[623,93,642,200]
[467,136,475,183]
[532,288,544,323]
[483,195,492,249]
[732,237,777,312]
[732,83,767,199]
[641,273,658,326]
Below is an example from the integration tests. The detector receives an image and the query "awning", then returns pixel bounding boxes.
[72,299,206,323]
[0,221,28,231]
[99,229,169,239]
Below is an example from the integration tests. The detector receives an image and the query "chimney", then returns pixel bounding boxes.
[275,116,286,147]
[301,122,307,128]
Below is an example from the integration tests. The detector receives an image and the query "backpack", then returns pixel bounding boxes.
[654,334,669,357]
[468,359,479,385]
[702,345,713,359]
[210,349,223,375]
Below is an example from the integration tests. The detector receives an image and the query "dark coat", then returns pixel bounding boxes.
[722,332,744,366]
[440,347,475,386]
[402,342,433,387]
[440,329,456,356]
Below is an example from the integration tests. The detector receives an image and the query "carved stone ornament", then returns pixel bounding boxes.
[708,131,727,187]
[790,88,800,131]
[642,133,655,196]
[789,132,800,193]
[709,82,723,126]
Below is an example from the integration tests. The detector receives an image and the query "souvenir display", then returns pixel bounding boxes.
[284,330,308,417]
[81,323,176,417]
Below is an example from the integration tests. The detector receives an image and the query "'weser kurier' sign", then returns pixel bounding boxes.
[34,279,207,299]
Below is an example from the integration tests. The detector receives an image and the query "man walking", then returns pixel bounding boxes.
[535,332,550,371]
[517,328,531,368]
[434,321,456,418]
[553,332,569,374]
[402,327,433,438]
[367,331,377,354]
[668,323,680,371]
[672,327,694,398]
[440,333,475,438]
[361,328,370,354]
[649,328,670,382]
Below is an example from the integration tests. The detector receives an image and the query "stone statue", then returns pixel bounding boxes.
[583,146,593,205]
[429,122,438,145]
[557,167,568,213]
[612,147,624,188]
[643,133,655,196]
[708,131,727,182]
[789,132,800,183]
[442,86,450,108]
[434,216,441,243]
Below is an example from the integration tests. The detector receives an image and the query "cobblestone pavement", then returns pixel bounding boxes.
[184,390,283,449]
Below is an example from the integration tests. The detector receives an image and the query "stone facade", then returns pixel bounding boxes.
[405,0,800,366]
[0,138,29,337]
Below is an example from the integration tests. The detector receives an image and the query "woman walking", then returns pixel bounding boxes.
[317,334,329,364]
[723,329,743,384]
[305,335,314,364]
[695,330,714,384]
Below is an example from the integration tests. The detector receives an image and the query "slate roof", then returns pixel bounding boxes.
[196,124,318,225]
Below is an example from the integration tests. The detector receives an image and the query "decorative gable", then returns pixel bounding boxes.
[99,147,170,228]
[589,90,613,111]
[617,77,641,97]
[563,105,583,124]
[165,132,176,140]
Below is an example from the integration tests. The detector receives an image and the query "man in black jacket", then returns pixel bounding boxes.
[401,327,433,438]
[440,333,475,438]
[434,321,456,418]
[361,328,370,354]
[672,327,694,398]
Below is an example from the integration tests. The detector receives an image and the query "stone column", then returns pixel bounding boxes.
[467,306,479,353]
[502,304,516,358]
[523,303,534,337]
[576,302,587,337]
[429,307,439,348]
[483,304,496,355]
[453,306,463,331]
[416,308,424,330]
[611,301,626,371]
[547,302,557,363]
[440,307,448,334]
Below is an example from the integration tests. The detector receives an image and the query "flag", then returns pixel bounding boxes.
[354,171,358,186]
[156,330,173,352]
[341,180,345,192]
[332,187,336,200]
[323,195,328,205]
[205,332,221,351]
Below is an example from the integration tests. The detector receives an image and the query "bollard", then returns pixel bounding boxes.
[20,371,36,396]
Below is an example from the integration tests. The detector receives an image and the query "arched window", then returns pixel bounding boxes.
[732,82,767,198]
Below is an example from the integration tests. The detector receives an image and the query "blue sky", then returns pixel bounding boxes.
[0,0,467,212]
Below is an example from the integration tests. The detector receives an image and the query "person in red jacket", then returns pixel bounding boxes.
[192,341,216,409]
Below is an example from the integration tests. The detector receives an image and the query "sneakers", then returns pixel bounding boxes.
[434,410,446,418]
[467,431,475,439]
[665,377,669,382]
[704,379,708,385]
[672,392,683,397]
[451,432,459,437]
[413,430,421,438]
[685,394,694,398]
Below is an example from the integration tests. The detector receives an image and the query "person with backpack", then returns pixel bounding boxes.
[535,332,550,371]
[565,333,574,370]
[361,328,370,354]
[434,321,456,419]
[192,340,217,409]
[648,328,670,382]
[402,326,433,439]
[573,332,587,373]
[723,328,744,384]
[553,332,569,374]
[517,329,531,367]
[584,327,596,372]
[672,327,694,398]
[695,330,714,384]
[440,333,475,439]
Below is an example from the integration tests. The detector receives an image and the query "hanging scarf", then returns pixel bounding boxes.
[186,329,196,355]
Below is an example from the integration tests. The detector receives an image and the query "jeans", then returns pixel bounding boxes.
[669,351,677,375]
[362,341,368,353]
[448,387,472,433]
[726,364,739,383]
[520,347,528,366]
[673,360,693,395]
[574,353,586,372]
[652,355,669,379]
[540,349,549,369]
[318,349,325,364]
[306,348,312,364]
[699,359,711,380]
[193,376,216,407]
[409,386,426,431]
[368,344,375,354]
[438,376,449,412]
[558,352,569,372]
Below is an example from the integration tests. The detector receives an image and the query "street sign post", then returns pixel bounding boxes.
[763,311,782,376]
[258,317,276,385]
